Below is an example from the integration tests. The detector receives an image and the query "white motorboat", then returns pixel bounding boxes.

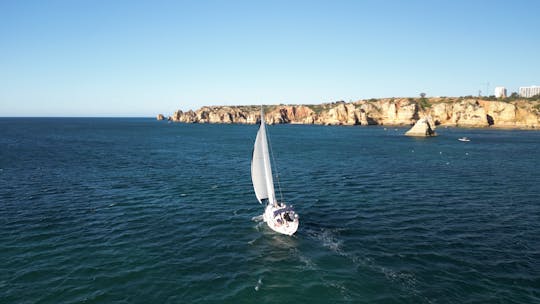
[458,137,470,142]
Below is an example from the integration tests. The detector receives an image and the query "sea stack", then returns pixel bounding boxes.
[156,114,165,121]
[405,116,437,137]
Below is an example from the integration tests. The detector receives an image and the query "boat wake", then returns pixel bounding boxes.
[303,225,428,302]
[250,216,267,236]
[311,228,344,254]
[289,248,317,271]
[254,277,263,291]
[304,225,346,255]
[251,214,264,222]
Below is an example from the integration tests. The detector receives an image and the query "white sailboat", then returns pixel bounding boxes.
[251,108,299,235]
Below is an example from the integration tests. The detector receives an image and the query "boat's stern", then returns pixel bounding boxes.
[264,204,299,235]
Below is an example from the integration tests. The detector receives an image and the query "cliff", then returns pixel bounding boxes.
[164,98,540,129]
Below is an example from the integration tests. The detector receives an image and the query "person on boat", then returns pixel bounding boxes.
[284,212,293,222]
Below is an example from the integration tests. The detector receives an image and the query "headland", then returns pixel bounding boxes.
[158,97,540,129]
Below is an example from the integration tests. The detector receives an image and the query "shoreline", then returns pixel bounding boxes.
[160,97,540,130]
[159,119,540,131]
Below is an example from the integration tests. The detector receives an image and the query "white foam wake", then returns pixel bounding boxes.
[251,214,264,222]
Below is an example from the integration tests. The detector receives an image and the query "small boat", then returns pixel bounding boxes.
[458,137,470,142]
[251,107,299,235]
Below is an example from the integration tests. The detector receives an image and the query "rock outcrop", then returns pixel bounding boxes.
[405,116,437,137]
[165,98,540,129]
[156,114,165,120]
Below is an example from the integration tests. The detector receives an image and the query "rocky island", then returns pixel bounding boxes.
[162,97,540,129]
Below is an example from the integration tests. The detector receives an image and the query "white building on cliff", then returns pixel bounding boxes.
[494,86,507,98]
[519,86,540,98]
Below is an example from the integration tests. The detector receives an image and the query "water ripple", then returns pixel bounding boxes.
[1,119,540,303]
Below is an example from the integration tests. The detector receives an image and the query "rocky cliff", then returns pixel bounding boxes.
[164,98,540,129]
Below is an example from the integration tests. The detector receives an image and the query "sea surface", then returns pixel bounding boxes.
[1,118,539,303]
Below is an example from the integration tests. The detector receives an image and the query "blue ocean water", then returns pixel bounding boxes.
[1,118,539,303]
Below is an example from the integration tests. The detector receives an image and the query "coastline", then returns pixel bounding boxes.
[159,97,540,130]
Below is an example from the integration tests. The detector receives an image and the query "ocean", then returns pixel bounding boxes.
[1,118,539,303]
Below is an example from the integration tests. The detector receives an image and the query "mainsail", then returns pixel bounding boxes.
[251,109,276,206]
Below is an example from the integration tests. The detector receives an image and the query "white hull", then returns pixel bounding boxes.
[263,204,299,236]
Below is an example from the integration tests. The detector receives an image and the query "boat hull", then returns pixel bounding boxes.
[263,204,299,235]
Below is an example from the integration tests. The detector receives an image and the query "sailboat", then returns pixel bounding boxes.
[251,108,299,235]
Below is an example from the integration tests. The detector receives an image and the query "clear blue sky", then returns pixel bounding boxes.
[1,0,539,116]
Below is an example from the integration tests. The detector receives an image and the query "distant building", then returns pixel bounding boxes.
[494,86,507,98]
[519,86,540,98]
